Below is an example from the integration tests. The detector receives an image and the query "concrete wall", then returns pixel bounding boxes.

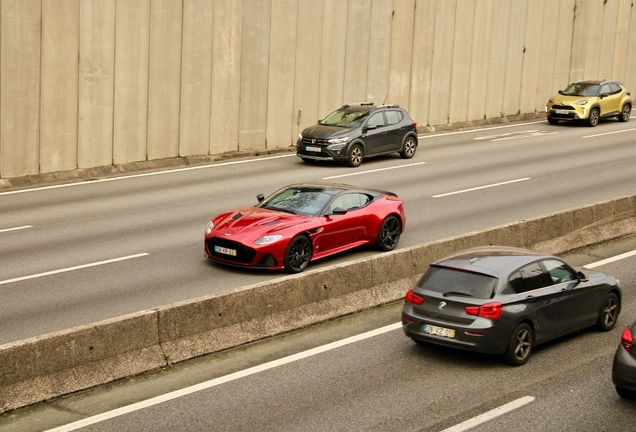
[1,0,636,177]
[2,192,636,413]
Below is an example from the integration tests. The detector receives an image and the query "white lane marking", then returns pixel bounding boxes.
[441,396,535,432]
[418,120,547,139]
[45,322,403,432]
[582,128,636,139]
[432,178,531,198]
[0,253,149,286]
[474,130,558,141]
[322,162,425,180]
[0,225,33,233]
[583,249,636,269]
[0,154,297,196]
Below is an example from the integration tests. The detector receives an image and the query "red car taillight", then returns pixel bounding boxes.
[465,302,503,320]
[621,327,633,352]
[405,288,423,305]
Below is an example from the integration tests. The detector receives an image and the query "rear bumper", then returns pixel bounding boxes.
[612,344,636,391]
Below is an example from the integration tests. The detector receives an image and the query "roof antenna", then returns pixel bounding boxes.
[382,95,387,105]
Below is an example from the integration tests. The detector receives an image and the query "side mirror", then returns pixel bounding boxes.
[331,207,348,215]
[600,92,609,98]
[257,193,265,203]
[577,270,588,282]
[365,124,377,131]
[558,90,564,95]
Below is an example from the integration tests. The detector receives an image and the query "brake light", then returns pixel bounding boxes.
[405,288,423,305]
[412,121,417,127]
[621,327,633,352]
[465,302,503,320]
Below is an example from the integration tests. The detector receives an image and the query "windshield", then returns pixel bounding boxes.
[319,110,369,128]
[417,266,498,299]
[257,186,332,216]
[563,83,600,97]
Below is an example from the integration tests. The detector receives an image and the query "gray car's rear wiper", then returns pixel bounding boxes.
[443,291,475,298]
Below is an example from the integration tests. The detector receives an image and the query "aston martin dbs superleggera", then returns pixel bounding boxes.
[204,183,405,273]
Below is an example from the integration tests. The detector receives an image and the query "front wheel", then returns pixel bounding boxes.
[596,292,620,331]
[587,108,599,127]
[346,144,363,167]
[400,136,417,159]
[375,215,402,251]
[503,323,533,366]
[284,235,311,273]
[618,103,631,122]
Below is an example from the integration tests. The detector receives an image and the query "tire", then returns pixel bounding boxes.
[587,108,599,127]
[616,386,636,399]
[301,157,315,163]
[346,144,363,167]
[596,292,620,332]
[284,235,311,273]
[375,215,402,251]
[618,103,631,122]
[503,323,533,366]
[400,136,417,159]
[547,117,559,125]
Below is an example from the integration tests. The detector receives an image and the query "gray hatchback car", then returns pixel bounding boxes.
[612,319,636,398]
[402,246,621,365]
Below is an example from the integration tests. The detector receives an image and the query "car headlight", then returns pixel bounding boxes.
[205,221,214,235]
[328,137,349,144]
[574,100,589,106]
[254,234,283,245]
[298,133,303,140]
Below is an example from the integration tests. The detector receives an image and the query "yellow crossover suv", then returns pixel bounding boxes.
[546,80,632,127]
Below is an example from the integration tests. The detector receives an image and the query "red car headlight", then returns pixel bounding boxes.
[254,235,283,245]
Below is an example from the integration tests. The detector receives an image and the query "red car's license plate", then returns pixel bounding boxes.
[214,245,237,256]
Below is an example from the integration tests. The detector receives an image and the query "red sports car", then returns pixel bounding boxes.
[204,182,405,273]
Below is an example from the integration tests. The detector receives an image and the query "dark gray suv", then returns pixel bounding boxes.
[296,102,418,167]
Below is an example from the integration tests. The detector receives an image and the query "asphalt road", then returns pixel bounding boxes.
[2,237,636,431]
[1,119,636,345]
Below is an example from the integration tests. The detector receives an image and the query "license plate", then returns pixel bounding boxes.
[214,245,237,256]
[423,324,455,338]
[555,109,569,114]
[305,146,321,152]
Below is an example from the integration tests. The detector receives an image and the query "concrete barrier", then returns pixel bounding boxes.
[1,194,636,413]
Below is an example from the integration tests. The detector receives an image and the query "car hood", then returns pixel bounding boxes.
[212,207,314,238]
[301,124,353,140]
[550,94,596,104]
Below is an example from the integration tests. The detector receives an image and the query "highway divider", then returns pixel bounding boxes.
[2,193,636,413]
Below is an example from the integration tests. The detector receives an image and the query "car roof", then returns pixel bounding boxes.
[571,79,622,86]
[338,102,402,113]
[282,182,397,197]
[433,246,552,278]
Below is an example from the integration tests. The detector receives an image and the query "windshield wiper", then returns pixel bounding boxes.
[269,206,297,215]
[443,291,475,298]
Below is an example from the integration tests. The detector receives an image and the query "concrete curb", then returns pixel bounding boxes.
[1,191,634,414]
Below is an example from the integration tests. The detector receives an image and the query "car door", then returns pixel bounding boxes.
[599,83,620,115]
[541,259,595,329]
[315,193,370,253]
[509,262,561,339]
[383,110,405,152]
[362,112,388,155]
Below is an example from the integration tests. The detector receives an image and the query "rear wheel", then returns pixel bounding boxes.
[587,108,599,127]
[284,235,311,273]
[503,323,533,366]
[375,215,401,251]
[596,292,619,331]
[618,103,631,122]
[400,136,417,159]
[346,144,363,167]
[616,386,636,399]
[547,117,559,125]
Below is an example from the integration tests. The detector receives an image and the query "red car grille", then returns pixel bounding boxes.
[206,238,256,264]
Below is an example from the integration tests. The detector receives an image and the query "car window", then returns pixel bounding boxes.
[512,262,553,292]
[259,187,332,216]
[320,110,368,128]
[367,112,385,128]
[609,83,621,94]
[416,266,498,299]
[329,193,370,212]
[600,84,611,95]
[565,83,600,97]
[385,110,402,125]
[542,259,576,284]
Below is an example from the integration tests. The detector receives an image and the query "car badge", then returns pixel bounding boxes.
[438,301,447,310]
[311,139,316,144]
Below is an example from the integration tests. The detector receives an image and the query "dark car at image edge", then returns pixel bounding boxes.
[296,102,418,167]
[402,246,621,366]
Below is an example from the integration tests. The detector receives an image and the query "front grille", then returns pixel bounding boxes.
[551,104,574,110]
[300,137,329,146]
[206,237,256,264]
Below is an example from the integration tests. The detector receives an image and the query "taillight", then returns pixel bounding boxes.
[621,327,633,352]
[412,121,417,127]
[465,302,503,320]
[405,288,423,305]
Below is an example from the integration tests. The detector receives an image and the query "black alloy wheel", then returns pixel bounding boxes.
[284,235,311,273]
[375,215,401,251]
[504,323,533,366]
[400,136,417,159]
[587,108,599,127]
[596,293,619,331]
[346,144,363,167]
[618,103,631,122]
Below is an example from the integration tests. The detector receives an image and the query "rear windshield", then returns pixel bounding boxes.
[416,266,498,299]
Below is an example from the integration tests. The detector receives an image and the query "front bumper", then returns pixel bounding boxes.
[296,140,349,162]
[204,237,282,269]
[546,104,589,121]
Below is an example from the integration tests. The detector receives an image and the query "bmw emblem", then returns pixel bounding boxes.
[438,301,447,310]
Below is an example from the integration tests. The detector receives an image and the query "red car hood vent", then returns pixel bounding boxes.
[219,209,309,235]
